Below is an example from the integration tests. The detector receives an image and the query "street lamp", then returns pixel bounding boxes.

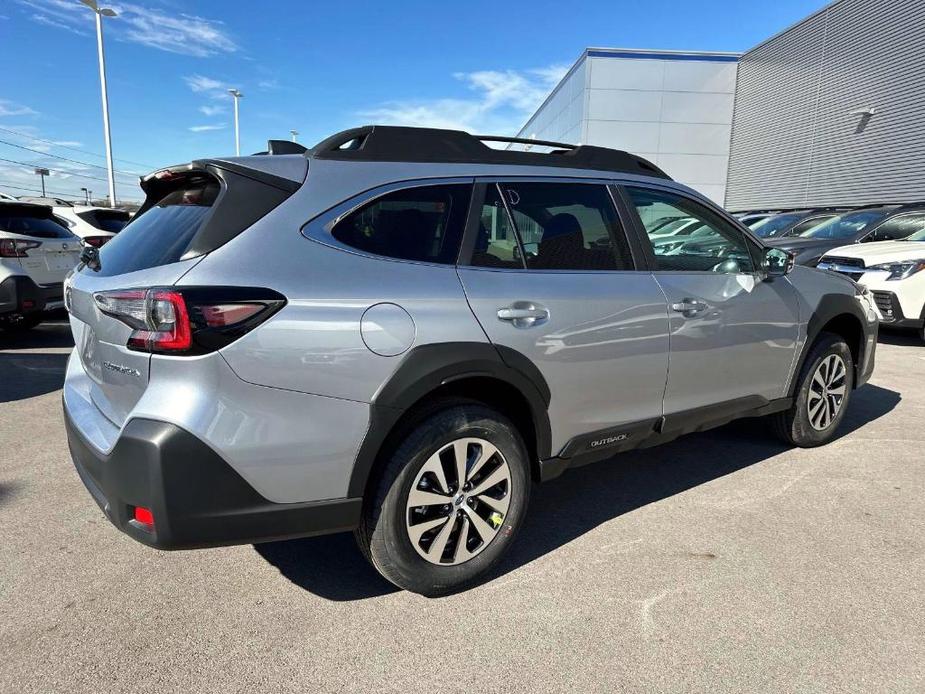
[79,0,118,208]
[34,168,50,197]
[80,187,91,204]
[228,88,243,155]
[290,129,299,143]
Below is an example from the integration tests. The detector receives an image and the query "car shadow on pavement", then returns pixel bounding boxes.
[0,352,70,403]
[0,318,74,351]
[256,383,900,601]
[877,329,924,347]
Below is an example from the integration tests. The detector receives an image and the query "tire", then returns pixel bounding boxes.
[772,332,854,447]
[2,314,43,332]
[355,403,531,596]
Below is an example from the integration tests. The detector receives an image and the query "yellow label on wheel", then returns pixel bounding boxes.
[488,511,504,528]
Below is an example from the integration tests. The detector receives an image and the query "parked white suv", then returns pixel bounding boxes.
[1,201,82,330]
[54,205,131,248]
[819,226,925,341]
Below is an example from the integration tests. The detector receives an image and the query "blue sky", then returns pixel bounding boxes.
[2,0,827,203]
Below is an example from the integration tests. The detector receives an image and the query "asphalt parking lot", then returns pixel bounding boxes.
[1,317,923,693]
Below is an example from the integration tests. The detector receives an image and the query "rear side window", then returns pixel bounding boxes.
[0,208,73,239]
[332,184,470,264]
[470,182,632,271]
[94,179,219,276]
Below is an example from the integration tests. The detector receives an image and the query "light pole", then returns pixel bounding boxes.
[81,187,91,204]
[228,89,243,155]
[290,129,299,143]
[79,0,118,208]
[34,168,50,197]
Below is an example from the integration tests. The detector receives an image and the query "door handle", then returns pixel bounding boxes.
[671,299,707,316]
[497,304,549,327]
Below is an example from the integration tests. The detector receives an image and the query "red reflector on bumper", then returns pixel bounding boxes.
[133,506,154,529]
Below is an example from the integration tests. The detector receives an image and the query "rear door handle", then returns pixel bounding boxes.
[497,304,549,327]
[671,299,708,317]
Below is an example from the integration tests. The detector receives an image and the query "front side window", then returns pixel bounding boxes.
[469,182,632,271]
[331,184,470,264]
[626,187,756,273]
[864,213,925,242]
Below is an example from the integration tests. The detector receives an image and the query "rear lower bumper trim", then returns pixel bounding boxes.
[64,405,361,550]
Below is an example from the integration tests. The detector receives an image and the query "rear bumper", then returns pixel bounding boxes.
[64,406,362,550]
[0,275,46,319]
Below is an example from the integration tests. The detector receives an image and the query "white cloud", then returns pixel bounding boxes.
[189,123,226,133]
[198,105,226,117]
[360,64,569,135]
[183,74,236,101]
[257,79,280,91]
[0,100,38,117]
[15,1,236,57]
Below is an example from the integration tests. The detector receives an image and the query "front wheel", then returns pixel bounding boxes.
[355,404,531,596]
[772,332,854,447]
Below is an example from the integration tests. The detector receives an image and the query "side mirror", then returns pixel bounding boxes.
[763,247,794,277]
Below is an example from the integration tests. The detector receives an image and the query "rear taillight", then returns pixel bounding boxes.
[83,236,110,248]
[93,286,285,355]
[0,239,41,258]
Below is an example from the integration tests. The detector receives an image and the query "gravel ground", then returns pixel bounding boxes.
[1,318,923,693]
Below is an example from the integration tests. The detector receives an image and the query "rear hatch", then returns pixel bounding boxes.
[67,159,302,428]
[0,204,81,285]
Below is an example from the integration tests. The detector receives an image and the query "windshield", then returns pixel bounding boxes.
[749,213,804,238]
[799,210,888,240]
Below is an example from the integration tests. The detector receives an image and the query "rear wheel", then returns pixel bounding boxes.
[772,332,854,447]
[355,403,530,596]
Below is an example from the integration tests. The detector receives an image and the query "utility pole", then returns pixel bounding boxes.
[228,89,243,155]
[35,168,50,197]
[79,0,118,208]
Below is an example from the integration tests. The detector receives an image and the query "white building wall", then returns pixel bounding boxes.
[517,50,739,204]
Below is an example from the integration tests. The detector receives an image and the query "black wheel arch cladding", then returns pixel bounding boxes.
[790,292,869,398]
[347,342,552,498]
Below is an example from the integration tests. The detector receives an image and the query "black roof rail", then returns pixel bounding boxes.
[308,125,671,179]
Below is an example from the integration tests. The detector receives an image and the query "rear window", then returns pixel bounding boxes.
[331,184,470,263]
[93,179,220,276]
[0,207,74,239]
[78,209,131,233]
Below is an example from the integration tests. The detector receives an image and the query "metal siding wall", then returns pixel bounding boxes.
[726,0,925,209]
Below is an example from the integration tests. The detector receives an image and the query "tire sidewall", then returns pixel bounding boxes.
[369,405,530,596]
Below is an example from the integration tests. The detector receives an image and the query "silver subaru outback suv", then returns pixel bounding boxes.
[63,126,878,595]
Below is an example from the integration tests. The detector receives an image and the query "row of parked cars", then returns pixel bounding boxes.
[0,195,130,329]
[650,202,925,342]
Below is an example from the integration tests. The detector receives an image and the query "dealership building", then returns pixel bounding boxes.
[517,0,925,210]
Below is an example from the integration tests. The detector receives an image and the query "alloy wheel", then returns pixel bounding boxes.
[807,353,848,431]
[405,437,512,565]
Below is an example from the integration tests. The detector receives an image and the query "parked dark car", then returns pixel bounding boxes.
[765,204,925,266]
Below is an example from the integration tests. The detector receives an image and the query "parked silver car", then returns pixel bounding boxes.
[63,126,878,595]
